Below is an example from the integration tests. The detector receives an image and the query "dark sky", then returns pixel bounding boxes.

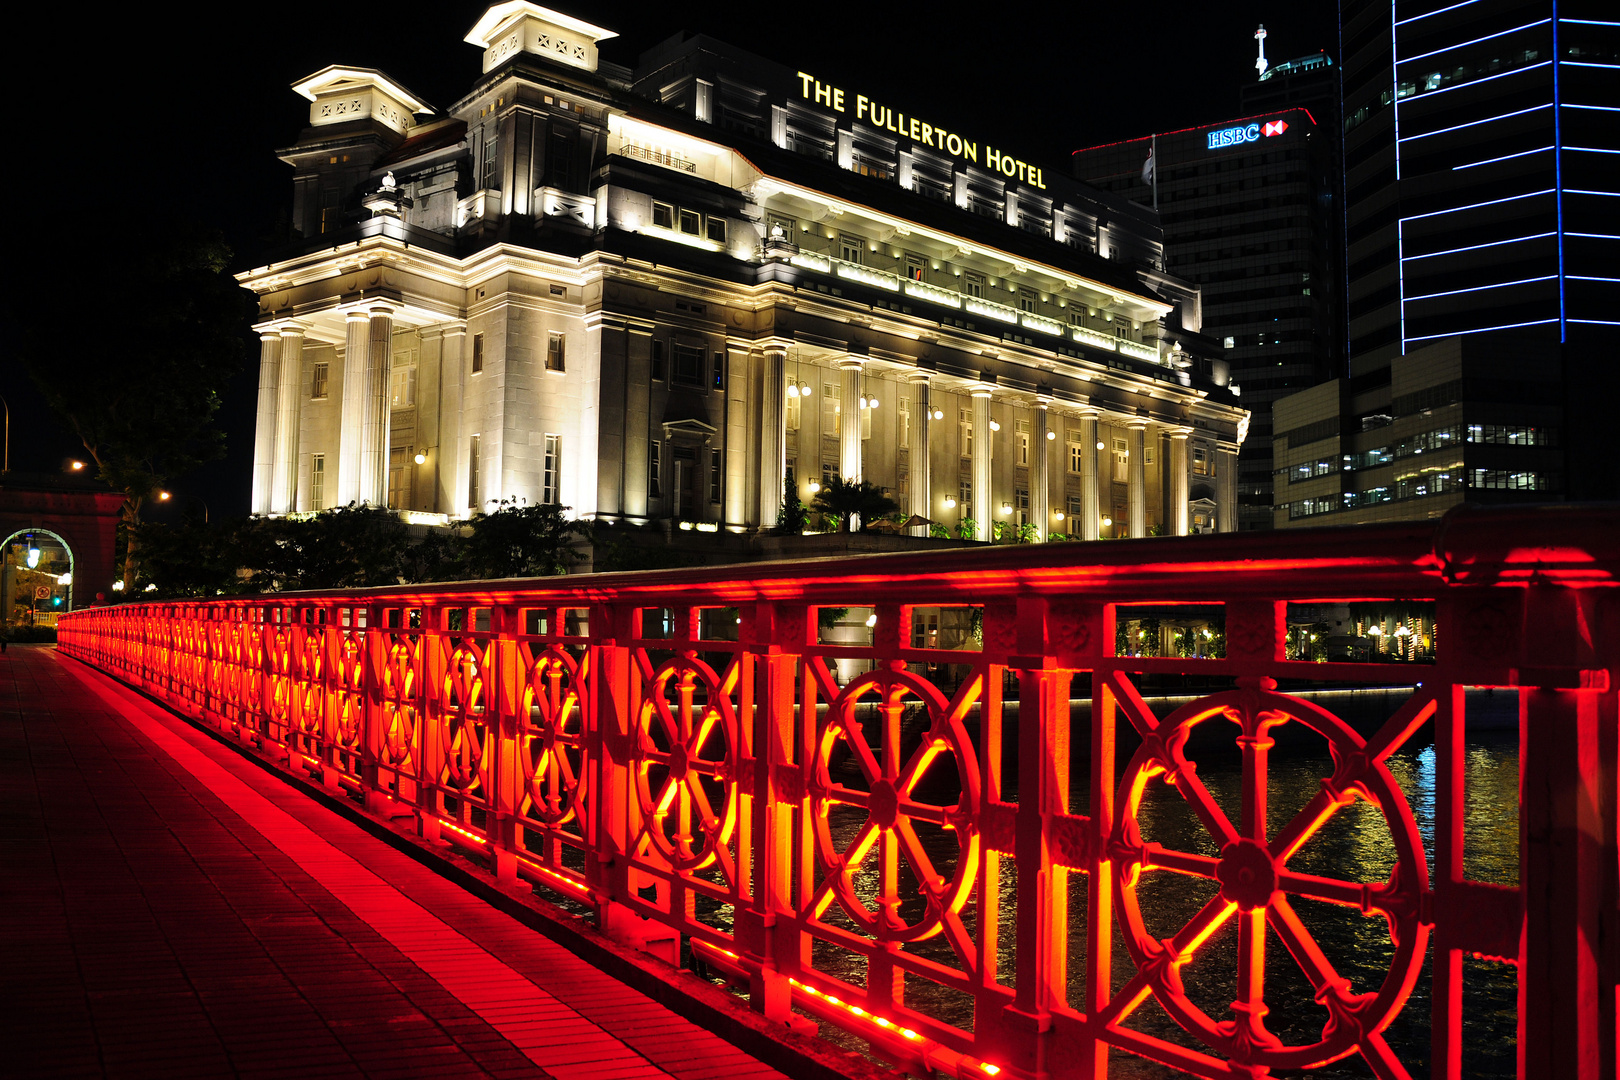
[4,2,1336,520]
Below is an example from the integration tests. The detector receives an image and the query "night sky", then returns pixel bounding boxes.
[4,2,1336,520]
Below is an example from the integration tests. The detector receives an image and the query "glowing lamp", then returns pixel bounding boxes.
[800,382,813,396]
[989,420,1000,431]
[1053,511,1065,520]
[59,573,72,586]
[1097,441,1106,451]
[808,481,821,494]
[26,546,41,568]
[144,583,157,592]
[70,460,85,471]
[932,408,944,420]
[787,384,800,398]
[159,491,171,501]
[1000,503,1012,514]
[1101,516,1113,527]
[864,613,877,627]
[112,580,125,591]
[1046,430,1057,440]
[414,452,426,465]
[943,497,957,509]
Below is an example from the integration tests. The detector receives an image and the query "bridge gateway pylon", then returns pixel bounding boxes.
[59,505,1619,1080]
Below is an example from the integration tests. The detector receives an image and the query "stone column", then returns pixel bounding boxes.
[759,347,786,530]
[1217,445,1239,533]
[1169,429,1190,536]
[359,306,394,507]
[908,375,932,536]
[1128,419,1147,538]
[972,387,992,541]
[270,326,305,515]
[1079,409,1100,541]
[337,310,370,507]
[250,329,282,515]
[839,358,863,484]
[1032,398,1050,542]
[438,323,467,517]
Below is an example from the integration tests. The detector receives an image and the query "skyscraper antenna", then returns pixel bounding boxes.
[1254,24,1269,78]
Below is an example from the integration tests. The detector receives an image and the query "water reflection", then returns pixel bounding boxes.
[811,686,1520,1079]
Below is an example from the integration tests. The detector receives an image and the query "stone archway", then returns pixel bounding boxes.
[0,475,126,612]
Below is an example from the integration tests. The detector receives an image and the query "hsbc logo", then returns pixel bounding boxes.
[1207,118,1290,150]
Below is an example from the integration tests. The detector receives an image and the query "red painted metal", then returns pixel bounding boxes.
[59,506,1619,1080]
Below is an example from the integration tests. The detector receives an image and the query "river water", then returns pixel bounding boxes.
[810,686,1520,1079]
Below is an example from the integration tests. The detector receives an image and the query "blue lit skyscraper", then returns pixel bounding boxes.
[1339,0,1618,499]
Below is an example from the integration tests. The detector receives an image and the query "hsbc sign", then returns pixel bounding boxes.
[1206,118,1289,150]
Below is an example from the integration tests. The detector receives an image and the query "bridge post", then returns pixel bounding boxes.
[492,603,522,887]
[746,600,799,1024]
[1517,584,1612,1080]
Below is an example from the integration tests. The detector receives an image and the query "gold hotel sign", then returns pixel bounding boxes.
[797,72,1048,190]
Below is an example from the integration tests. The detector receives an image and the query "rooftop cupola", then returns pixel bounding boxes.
[464,2,618,74]
[291,66,432,135]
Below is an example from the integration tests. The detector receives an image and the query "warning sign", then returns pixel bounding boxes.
[35,586,52,600]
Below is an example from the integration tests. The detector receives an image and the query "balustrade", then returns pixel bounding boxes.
[58,506,1619,1080]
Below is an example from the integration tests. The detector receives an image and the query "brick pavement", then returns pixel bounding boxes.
[0,645,799,1080]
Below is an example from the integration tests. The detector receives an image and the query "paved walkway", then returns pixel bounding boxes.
[0,645,796,1080]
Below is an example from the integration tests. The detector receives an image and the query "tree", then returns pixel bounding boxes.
[458,501,582,578]
[776,477,810,534]
[21,225,250,586]
[809,477,898,533]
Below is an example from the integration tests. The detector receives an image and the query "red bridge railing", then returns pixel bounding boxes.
[59,506,1618,1080]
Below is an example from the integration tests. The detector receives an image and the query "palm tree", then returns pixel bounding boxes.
[810,477,898,533]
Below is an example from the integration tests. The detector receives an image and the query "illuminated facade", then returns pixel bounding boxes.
[242,2,1247,544]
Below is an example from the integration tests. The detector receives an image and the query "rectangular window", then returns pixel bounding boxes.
[471,333,485,374]
[1018,288,1037,313]
[672,343,705,386]
[1144,439,1154,466]
[651,339,666,381]
[1015,486,1029,525]
[839,234,862,263]
[1193,446,1210,475]
[1068,432,1085,474]
[311,362,329,400]
[959,409,973,459]
[1067,493,1084,519]
[542,434,561,505]
[905,253,926,281]
[652,201,674,229]
[823,384,839,437]
[482,138,497,188]
[310,454,326,511]
[959,477,972,509]
[964,273,984,298]
[860,396,873,440]
[649,440,662,498]
[678,208,701,235]
[547,331,566,372]
[1015,418,1030,466]
[767,214,795,244]
[389,364,416,408]
[388,448,412,509]
[710,448,722,503]
[897,394,911,449]
[706,217,727,243]
[1113,437,1129,483]
[713,351,725,391]
[468,434,482,512]
[822,460,840,487]
[786,390,801,431]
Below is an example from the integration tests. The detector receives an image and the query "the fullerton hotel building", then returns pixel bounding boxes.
[242,2,1248,546]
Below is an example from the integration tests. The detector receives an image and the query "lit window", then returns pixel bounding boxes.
[471,333,485,374]
[839,234,862,263]
[1114,437,1129,482]
[310,454,325,511]
[311,362,329,400]
[1015,419,1030,465]
[390,363,416,408]
[547,332,566,373]
[964,273,984,298]
[905,254,926,281]
[542,434,561,505]
[468,434,482,511]
[959,409,973,458]
[1018,288,1037,313]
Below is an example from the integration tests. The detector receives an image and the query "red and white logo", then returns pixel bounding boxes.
[1263,120,1289,137]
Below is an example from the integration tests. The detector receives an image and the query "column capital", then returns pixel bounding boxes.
[1168,427,1192,440]
[1125,417,1150,431]
[345,308,371,324]
[970,384,994,399]
[836,356,866,371]
[367,302,397,319]
[903,370,932,384]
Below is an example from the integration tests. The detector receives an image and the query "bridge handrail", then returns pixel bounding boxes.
[58,505,1619,1080]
